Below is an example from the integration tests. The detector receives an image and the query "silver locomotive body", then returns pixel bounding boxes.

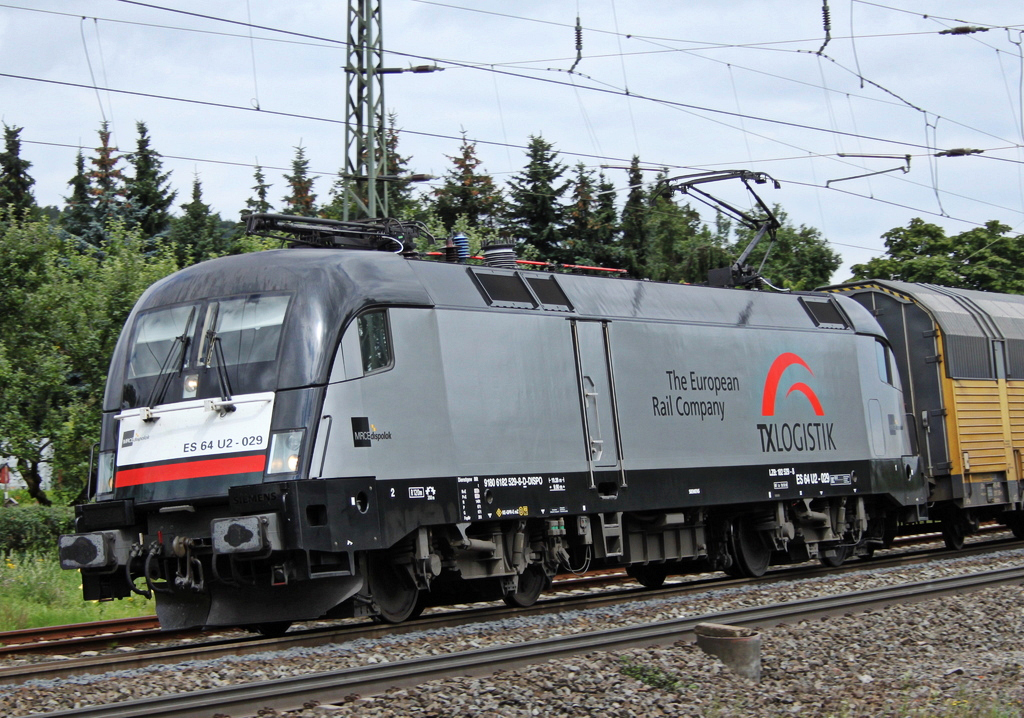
[60,248,924,628]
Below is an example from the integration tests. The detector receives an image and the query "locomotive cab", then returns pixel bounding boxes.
[60,249,436,629]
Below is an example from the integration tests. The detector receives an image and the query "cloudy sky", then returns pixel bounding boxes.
[2,0,1023,281]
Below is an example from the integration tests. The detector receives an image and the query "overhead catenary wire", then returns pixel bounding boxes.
[5,1,1024,265]
[13,0,1018,157]
[78,18,107,124]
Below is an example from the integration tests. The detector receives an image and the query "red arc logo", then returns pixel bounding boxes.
[761,352,825,417]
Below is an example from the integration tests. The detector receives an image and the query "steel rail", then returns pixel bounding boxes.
[4,525,1004,658]
[19,565,1024,718]
[2,534,1018,686]
[0,617,162,650]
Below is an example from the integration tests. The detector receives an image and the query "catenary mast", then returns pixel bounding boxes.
[343,0,387,219]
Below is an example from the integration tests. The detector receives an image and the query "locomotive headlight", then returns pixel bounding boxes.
[183,374,199,398]
[267,429,305,474]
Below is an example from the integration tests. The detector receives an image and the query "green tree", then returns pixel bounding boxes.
[563,163,598,264]
[431,132,504,230]
[563,164,623,269]
[591,172,622,269]
[0,213,176,504]
[383,113,425,219]
[66,122,142,247]
[730,206,840,290]
[61,151,94,240]
[241,163,273,218]
[0,124,36,214]
[168,177,228,266]
[282,144,317,217]
[505,135,568,263]
[619,156,648,277]
[849,218,1024,293]
[644,179,720,284]
[125,121,176,238]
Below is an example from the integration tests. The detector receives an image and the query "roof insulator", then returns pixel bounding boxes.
[939,26,989,35]
[935,148,983,157]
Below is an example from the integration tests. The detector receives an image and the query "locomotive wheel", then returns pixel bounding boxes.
[941,517,966,551]
[367,555,420,623]
[818,544,851,568]
[251,621,292,637]
[730,519,771,578]
[626,563,669,589]
[503,565,549,608]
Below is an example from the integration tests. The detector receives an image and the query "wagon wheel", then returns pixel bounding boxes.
[818,543,851,568]
[941,516,966,551]
[503,564,550,608]
[1003,514,1024,540]
[626,563,669,589]
[367,554,420,623]
[729,519,772,578]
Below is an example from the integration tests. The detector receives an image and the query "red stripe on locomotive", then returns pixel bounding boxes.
[115,453,266,487]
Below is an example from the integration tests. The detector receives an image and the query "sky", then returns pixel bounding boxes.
[2,0,1023,283]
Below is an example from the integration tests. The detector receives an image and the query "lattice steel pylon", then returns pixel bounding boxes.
[343,0,388,220]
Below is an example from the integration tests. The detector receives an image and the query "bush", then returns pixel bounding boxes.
[0,505,75,553]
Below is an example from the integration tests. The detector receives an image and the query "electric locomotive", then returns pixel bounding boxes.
[58,207,925,631]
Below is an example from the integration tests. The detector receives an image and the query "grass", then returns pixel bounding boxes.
[619,657,686,692]
[0,551,153,633]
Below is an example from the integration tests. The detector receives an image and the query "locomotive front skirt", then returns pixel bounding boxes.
[60,248,924,629]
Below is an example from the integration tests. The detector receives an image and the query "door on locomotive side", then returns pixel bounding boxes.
[571,319,625,492]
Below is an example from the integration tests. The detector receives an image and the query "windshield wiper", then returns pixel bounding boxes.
[144,306,197,414]
[203,324,235,412]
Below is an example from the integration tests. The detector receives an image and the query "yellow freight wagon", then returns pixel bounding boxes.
[827,280,1024,547]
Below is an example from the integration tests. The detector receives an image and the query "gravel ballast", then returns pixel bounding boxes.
[3,546,1024,717]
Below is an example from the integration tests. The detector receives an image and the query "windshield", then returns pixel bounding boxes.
[120,293,291,409]
[127,304,199,380]
[198,294,290,369]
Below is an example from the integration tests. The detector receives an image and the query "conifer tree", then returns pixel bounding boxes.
[168,176,227,266]
[505,135,568,263]
[432,132,504,230]
[282,144,317,216]
[125,122,176,238]
[0,124,36,214]
[61,151,94,239]
[383,113,422,219]
[321,171,353,221]
[564,163,600,264]
[67,122,142,246]
[591,172,622,268]
[241,163,273,217]
[644,175,717,283]
[619,156,648,277]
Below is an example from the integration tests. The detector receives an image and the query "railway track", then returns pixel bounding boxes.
[18,563,1024,718]
[0,525,1006,660]
[1,532,1018,687]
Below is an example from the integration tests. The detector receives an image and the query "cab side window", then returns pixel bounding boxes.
[358,309,392,374]
[875,339,893,385]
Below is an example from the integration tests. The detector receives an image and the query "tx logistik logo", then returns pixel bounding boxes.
[756,352,836,453]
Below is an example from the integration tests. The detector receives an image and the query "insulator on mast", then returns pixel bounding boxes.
[569,16,583,73]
